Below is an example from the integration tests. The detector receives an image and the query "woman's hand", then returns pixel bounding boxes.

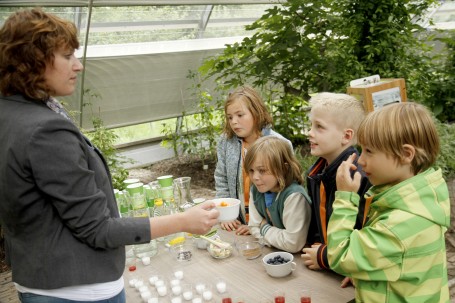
[181,201,219,235]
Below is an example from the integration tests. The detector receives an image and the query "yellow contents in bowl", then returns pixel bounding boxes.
[219,201,229,207]
[168,236,186,246]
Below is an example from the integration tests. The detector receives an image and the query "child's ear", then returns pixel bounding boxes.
[401,144,416,164]
[342,128,354,144]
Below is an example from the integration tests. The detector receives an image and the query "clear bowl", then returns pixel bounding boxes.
[171,244,194,262]
[194,233,219,250]
[207,240,234,259]
[237,241,263,260]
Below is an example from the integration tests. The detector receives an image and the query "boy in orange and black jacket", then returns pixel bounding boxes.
[301,93,371,280]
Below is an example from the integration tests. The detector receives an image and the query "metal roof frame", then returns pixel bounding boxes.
[0,0,280,7]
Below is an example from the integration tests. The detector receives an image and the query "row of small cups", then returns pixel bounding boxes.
[129,270,228,302]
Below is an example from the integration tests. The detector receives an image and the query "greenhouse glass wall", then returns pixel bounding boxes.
[0,1,454,167]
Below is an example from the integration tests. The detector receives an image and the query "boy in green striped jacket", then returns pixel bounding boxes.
[328,102,450,302]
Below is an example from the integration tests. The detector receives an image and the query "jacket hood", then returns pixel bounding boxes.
[367,168,450,228]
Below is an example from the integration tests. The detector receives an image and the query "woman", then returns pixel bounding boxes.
[0,8,218,302]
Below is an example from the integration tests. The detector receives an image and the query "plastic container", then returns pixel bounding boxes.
[172,244,194,261]
[207,240,234,259]
[237,241,263,260]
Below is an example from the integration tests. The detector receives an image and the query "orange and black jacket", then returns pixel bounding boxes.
[306,146,371,270]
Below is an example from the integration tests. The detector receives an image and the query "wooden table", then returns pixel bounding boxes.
[123,228,354,303]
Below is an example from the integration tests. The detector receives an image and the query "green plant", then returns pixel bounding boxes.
[295,144,317,184]
[198,0,438,144]
[269,93,310,146]
[81,89,132,190]
[435,120,455,179]
[161,71,223,166]
[424,30,455,123]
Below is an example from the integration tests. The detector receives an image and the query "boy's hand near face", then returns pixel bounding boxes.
[336,153,362,193]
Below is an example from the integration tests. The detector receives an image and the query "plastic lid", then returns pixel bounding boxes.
[126,183,144,195]
[123,178,140,185]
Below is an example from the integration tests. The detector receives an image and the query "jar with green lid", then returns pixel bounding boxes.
[152,198,168,242]
[125,183,158,259]
[126,183,148,218]
[143,184,154,208]
[164,202,184,246]
[114,190,130,218]
[160,185,175,206]
[123,178,140,186]
[150,181,163,204]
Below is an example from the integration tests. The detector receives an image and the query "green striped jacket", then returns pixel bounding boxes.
[328,168,450,302]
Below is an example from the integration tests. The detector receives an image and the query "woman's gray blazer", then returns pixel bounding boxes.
[0,95,151,289]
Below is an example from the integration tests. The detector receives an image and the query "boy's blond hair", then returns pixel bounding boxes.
[309,93,366,144]
[244,136,304,191]
[358,102,440,175]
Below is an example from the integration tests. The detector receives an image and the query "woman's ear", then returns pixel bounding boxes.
[401,144,415,164]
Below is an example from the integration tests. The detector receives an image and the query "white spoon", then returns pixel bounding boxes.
[199,235,231,249]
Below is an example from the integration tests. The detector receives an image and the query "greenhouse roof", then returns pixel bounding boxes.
[0,0,279,6]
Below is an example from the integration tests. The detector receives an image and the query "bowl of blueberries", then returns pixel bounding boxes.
[262,251,296,278]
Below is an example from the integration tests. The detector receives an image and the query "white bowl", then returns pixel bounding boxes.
[211,198,240,222]
[262,251,296,278]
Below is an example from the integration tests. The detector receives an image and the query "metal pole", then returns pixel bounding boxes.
[78,0,94,128]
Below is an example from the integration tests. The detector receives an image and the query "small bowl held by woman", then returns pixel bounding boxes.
[211,198,241,222]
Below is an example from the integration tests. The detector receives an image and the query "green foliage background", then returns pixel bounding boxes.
[80,89,131,190]
[187,0,455,177]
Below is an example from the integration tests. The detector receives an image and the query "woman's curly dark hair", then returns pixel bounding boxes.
[0,8,79,101]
